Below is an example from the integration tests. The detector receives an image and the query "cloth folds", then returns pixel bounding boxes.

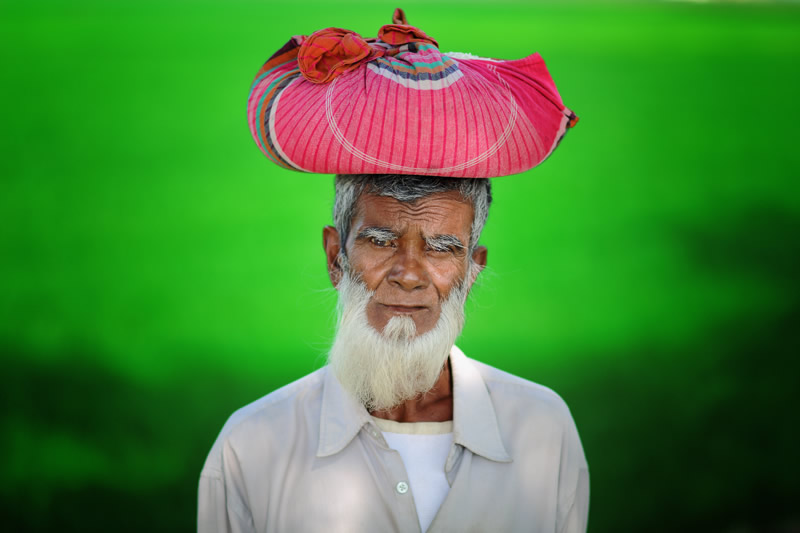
[247,8,577,177]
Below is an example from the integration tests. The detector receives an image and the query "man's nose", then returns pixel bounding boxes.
[387,246,429,291]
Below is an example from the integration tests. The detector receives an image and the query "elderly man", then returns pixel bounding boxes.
[198,174,589,533]
[200,10,587,533]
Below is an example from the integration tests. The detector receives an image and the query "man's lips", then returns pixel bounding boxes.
[379,303,429,314]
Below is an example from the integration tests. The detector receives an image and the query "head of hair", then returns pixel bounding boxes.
[333,174,492,256]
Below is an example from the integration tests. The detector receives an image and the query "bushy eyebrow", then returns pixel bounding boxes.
[355,227,398,241]
[425,234,466,252]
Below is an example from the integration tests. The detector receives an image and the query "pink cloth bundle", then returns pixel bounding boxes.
[247,9,577,178]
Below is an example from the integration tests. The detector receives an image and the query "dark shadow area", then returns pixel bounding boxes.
[0,345,280,532]
[556,206,800,533]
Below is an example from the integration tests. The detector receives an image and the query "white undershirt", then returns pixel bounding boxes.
[372,417,454,533]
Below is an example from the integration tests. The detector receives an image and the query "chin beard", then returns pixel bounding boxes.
[327,268,469,412]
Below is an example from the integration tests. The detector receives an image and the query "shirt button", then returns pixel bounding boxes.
[396,481,409,494]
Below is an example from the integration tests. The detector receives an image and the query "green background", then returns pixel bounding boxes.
[2,0,799,531]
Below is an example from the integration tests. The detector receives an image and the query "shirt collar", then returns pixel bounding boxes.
[316,366,372,457]
[450,345,512,463]
[317,345,512,463]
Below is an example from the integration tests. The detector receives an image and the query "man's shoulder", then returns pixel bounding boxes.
[200,367,327,475]
[467,356,574,420]
[226,367,326,429]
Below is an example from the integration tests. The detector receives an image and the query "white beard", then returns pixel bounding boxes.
[327,269,470,412]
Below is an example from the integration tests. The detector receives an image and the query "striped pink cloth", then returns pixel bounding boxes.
[247,10,577,178]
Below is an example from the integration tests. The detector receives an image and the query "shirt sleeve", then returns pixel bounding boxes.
[556,407,590,533]
[198,438,257,533]
[558,466,590,533]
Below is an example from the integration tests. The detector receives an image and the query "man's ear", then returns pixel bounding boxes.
[323,226,343,288]
[469,245,488,286]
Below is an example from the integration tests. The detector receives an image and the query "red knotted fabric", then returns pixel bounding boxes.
[248,8,578,177]
[297,28,385,84]
[377,24,438,47]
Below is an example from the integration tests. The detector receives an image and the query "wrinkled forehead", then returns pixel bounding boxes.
[349,190,474,240]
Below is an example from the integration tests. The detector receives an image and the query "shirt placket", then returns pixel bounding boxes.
[362,422,422,533]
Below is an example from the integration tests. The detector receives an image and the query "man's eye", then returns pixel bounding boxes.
[371,238,391,247]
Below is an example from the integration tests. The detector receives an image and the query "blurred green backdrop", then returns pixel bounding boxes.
[2,0,799,531]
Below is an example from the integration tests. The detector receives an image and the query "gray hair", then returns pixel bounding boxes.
[333,174,492,256]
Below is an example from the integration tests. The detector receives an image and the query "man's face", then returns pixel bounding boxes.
[323,188,488,411]
[342,190,478,336]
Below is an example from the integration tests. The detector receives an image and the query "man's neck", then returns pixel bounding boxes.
[370,358,454,423]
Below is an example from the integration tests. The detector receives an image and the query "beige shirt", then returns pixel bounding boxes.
[198,346,589,533]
